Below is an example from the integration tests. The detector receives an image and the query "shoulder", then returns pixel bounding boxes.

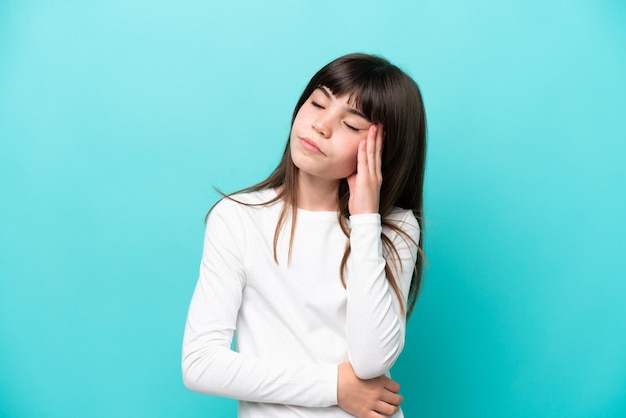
[207,188,282,235]
[383,207,420,241]
[385,207,418,227]
[210,188,278,216]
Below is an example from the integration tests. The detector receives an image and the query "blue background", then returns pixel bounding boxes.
[1,1,625,417]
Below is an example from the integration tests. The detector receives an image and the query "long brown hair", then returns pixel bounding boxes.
[217,53,427,318]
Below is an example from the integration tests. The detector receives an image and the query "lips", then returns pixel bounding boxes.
[299,137,324,155]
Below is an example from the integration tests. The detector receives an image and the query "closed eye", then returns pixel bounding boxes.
[344,122,359,131]
[311,101,324,109]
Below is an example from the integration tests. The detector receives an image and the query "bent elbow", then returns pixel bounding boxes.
[351,358,390,380]
[182,362,201,392]
[181,336,233,394]
[350,338,405,380]
[181,354,215,394]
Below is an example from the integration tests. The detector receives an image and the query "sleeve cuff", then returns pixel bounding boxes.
[349,213,381,225]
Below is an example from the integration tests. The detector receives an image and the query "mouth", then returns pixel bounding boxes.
[299,137,325,155]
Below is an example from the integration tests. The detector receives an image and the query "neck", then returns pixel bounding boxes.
[295,170,339,211]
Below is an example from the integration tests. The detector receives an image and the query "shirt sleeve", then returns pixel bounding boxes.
[345,210,420,379]
[181,200,337,407]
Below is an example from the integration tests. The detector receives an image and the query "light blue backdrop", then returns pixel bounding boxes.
[1,1,625,417]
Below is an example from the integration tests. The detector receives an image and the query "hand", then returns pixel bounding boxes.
[337,362,402,418]
[347,124,384,215]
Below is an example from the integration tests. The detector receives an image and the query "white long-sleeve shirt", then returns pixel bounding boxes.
[182,188,419,417]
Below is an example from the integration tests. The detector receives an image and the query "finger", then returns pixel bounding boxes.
[367,124,377,178]
[357,138,367,175]
[382,377,400,393]
[380,389,403,406]
[375,124,384,180]
[374,400,399,416]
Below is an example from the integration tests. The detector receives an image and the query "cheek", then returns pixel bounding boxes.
[289,136,301,165]
[292,107,308,129]
[336,147,359,176]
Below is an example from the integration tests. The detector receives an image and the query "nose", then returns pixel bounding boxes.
[312,116,331,138]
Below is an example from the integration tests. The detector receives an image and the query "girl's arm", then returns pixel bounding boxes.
[345,210,418,379]
[182,202,337,407]
[345,124,420,379]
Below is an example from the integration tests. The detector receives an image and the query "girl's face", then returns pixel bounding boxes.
[290,87,373,181]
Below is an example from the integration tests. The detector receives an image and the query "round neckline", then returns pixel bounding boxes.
[296,207,338,221]
[268,187,339,220]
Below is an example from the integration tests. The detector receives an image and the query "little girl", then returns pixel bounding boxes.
[182,53,427,418]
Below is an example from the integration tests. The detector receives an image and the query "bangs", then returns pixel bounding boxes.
[320,76,386,123]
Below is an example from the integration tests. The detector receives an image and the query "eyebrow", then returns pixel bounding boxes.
[317,87,371,122]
